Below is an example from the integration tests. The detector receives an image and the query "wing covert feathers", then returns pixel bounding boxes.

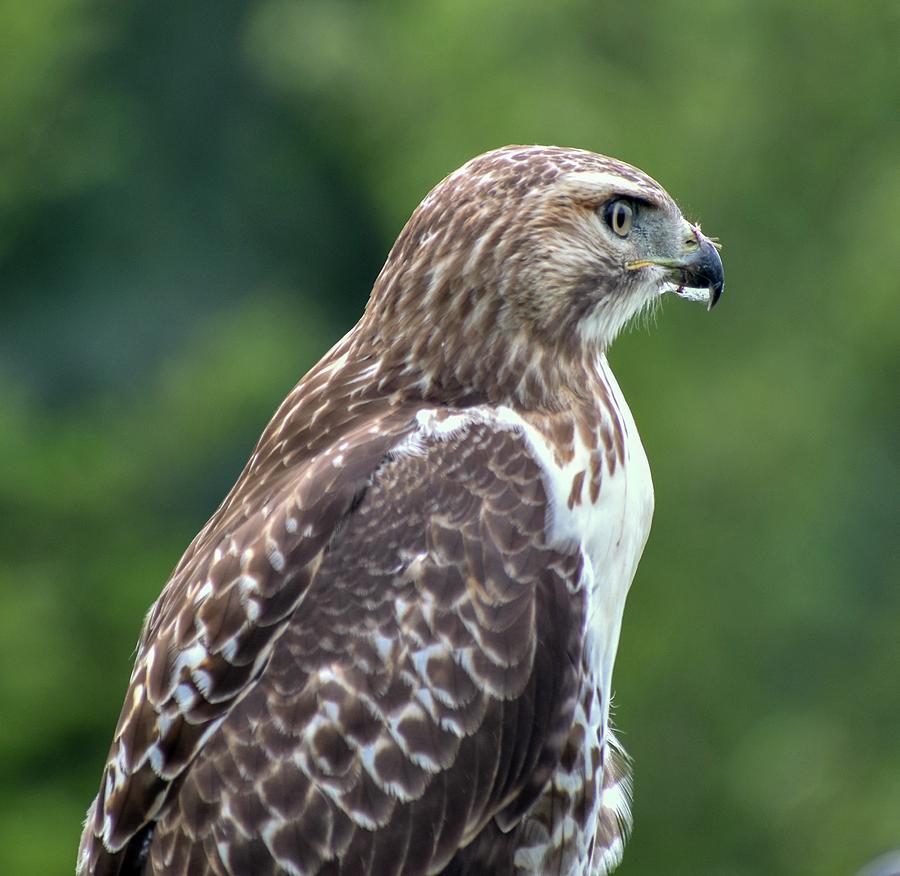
[79,412,592,875]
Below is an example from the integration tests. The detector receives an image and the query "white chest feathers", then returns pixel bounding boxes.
[516,358,654,723]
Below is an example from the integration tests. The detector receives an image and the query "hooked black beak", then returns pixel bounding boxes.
[627,227,725,310]
[676,235,724,309]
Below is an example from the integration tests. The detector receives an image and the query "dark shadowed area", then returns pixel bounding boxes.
[1,1,896,874]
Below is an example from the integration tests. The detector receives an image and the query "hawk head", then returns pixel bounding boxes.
[357,145,723,408]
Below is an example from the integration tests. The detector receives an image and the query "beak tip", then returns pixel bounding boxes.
[686,236,724,311]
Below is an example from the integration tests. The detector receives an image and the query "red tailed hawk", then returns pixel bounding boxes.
[78,145,724,876]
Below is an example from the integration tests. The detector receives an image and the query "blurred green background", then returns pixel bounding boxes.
[1,1,897,874]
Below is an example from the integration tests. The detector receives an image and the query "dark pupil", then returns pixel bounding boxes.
[615,204,627,230]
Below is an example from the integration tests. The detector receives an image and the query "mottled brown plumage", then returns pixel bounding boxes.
[78,145,723,875]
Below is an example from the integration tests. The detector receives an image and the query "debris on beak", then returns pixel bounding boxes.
[668,284,714,308]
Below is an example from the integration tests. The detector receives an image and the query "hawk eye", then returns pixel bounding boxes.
[603,199,634,237]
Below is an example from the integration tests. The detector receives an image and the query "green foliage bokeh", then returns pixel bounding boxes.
[1,1,897,874]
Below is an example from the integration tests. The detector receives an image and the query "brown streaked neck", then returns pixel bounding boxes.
[351,313,611,417]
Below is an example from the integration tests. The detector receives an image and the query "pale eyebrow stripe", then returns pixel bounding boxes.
[562,170,658,201]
